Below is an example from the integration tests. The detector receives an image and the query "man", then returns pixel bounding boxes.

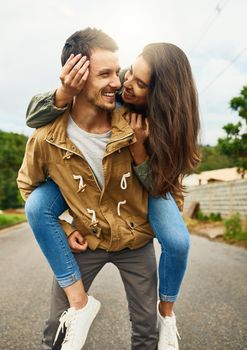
[17,28,158,350]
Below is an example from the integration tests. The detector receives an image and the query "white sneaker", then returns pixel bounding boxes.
[53,296,101,350]
[157,306,180,350]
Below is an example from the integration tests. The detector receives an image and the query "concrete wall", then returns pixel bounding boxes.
[184,179,247,218]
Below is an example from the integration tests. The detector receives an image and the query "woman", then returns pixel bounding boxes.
[25,42,200,350]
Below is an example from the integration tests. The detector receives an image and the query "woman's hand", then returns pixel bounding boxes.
[55,54,90,108]
[68,230,88,253]
[125,113,149,165]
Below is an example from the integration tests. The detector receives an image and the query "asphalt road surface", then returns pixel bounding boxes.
[0,223,246,350]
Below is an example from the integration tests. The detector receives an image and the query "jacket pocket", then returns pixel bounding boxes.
[125,215,154,247]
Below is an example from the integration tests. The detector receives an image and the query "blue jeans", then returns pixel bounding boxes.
[25,179,81,288]
[26,180,190,301]
[148,194,190,302]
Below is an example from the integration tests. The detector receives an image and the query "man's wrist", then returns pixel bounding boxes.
[54,87,74,108]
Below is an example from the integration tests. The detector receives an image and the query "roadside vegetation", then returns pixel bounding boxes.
[186,210,247,247]
[223,213,247,243]
[0,212,26,229]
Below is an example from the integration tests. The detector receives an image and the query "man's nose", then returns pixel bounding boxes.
[110,75,121,89]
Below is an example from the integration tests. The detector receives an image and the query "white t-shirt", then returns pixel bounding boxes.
[67,115,112,189]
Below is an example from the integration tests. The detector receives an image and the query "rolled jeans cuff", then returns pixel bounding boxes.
[159,292,179,303]
[56,268,81,288]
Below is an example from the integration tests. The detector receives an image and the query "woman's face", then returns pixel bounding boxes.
[122,55,152,108]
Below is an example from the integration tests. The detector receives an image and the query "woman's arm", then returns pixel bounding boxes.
[26,54,90,128]
[26,90,69,128]
[125,113,152,190]
[132,158,152,192]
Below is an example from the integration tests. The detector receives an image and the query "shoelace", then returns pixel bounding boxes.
[53,309,76,345]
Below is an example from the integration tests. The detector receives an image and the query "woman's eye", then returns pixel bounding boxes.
[137,81,146,89]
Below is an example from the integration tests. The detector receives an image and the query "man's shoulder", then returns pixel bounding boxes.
[29,112,68,142]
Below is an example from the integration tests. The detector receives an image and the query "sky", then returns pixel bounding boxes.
[0,0,246,145]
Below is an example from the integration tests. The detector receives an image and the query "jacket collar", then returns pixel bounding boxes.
[45,105,135,153]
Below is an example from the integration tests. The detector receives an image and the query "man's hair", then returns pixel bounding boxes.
[61,27,118,66]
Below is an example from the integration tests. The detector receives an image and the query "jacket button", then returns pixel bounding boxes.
[92,228,97,234]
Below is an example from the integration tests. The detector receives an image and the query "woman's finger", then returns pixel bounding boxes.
[124,113,131,124]
[145,118,150,136]
[136,114,143,129]
[130,113,137,128]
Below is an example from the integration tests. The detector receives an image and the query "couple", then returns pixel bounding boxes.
[18,27,200,350]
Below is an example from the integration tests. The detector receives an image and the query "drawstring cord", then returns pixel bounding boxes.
[73,175,87,193]
[120,172,131,190]
[87,208,98,226]
[117,200,126,216]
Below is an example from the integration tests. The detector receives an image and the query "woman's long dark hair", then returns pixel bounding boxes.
[142,43,200,199]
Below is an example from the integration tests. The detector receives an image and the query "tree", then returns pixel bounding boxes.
[0,130,27,209]
[196,144,234,173]
[218,86,247,177]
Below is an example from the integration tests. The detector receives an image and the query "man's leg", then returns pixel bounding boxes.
[113,241,158,350]
[40,249,108,350]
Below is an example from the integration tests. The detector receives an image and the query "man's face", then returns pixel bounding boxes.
[82,49,121,111]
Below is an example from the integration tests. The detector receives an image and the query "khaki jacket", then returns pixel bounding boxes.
[17,106,154,251]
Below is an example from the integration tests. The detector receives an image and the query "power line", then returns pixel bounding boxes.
[191,0,231,53]
[200,45,247,95]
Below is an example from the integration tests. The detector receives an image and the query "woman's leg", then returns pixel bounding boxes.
[25,179,87,308]
[148,193,190,317]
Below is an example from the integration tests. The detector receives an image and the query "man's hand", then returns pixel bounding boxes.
[125,113,149,165]
[68,230,88,253]
[55,54,90,108]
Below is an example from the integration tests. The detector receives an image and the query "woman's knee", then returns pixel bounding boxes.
[25,180,67,220]
[25,187,47,220]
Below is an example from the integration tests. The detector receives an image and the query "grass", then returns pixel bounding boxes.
[0,213,26,229]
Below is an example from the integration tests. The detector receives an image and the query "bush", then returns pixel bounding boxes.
[195,210,209,221]
[224,213,247,242]
[209,212,222,221]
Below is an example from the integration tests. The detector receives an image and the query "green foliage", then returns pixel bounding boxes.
[197,145,234,173]
[0,130,27,209]
[209,212,222,221]
[224,213,247,242]
[0,213,26,229]
[195,210,222,222]
[218,86,247,176]
[195,210,209,221]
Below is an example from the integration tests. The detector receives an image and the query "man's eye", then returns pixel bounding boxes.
[101,73,109,77]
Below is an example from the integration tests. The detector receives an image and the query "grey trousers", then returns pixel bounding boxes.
[40,241,158,350]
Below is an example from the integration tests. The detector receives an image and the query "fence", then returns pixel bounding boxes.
[183,179,247,219]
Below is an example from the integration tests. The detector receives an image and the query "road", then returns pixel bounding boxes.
[0,223,247,350]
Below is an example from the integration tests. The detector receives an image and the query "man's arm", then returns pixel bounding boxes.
[26,54,90,129]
